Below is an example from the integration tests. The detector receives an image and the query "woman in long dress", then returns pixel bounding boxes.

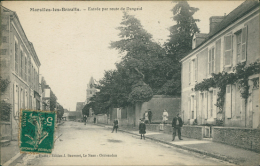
[162,109,168,124]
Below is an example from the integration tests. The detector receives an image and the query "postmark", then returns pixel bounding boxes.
[19,109,56,154]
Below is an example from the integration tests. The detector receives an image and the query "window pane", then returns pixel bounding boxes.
[225,35,232,50]
[237,43,241,55]
[212,60,215,73]
[237,33,241,43]
[241,44,246,60]
[225,50,231,66]
[242,27,246,43]
[212,49,214,60]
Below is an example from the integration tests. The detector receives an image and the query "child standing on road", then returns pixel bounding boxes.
[111,119,118,133]
[139,119,146,139]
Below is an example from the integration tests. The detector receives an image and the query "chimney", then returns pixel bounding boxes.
[209,16,225,33]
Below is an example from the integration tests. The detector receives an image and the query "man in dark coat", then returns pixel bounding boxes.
[172,113,183,141]
[111,119,118,133]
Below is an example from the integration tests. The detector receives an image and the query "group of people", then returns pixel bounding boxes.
[111,110,183,141]
[139,113,183,141]
[143,109,153,124]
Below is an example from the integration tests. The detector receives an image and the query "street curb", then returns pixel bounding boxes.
[2,152,25,166]
[96,123,239,165]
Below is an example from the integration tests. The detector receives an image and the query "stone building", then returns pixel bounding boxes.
[84,76,97,116]
[0,6,41,140]
[180,1,259,128]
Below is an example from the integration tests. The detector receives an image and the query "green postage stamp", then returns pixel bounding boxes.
[19,110,56,154]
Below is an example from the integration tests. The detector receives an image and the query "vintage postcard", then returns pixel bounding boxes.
[0,1,259,166]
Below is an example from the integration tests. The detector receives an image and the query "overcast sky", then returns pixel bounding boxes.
[2,1,244,111]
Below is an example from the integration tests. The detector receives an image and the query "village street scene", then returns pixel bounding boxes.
[0,1,259,166]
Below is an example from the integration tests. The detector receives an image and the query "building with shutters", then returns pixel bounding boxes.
[0,6,42,140]
[180,1,259,128]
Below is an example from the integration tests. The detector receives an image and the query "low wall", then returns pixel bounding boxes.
[146,124,204,140]
[182,125,204,140]
[96,114,108,124]
[1,122,11,140]
[213,127,260,152]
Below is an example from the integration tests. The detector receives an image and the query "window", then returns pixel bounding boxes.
[224,34,232,67]
[241,27,247,61]
[226,85,232,118]
[28,61,31,84]
[2,36,7,43]
[189,58,197,84]
[20,51,23,78]
[1,24,7,30]
[1,49,7,55]
[189,61,191,84]
[209,91,213,117]
[25,57,27,82]
[208,47,215,74]
[193,58,197,82]
[236,31,242,62]
[190,95,196,119]
[15,42,19,74]
[236,27,247,62]
[15,85,19,117]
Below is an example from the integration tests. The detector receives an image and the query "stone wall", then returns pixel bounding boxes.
[182,125,204,140]
[146,124,204,140]
[96,114,108,124]
[212,127,260,152]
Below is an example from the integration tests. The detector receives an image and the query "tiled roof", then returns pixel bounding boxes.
[208,0,259,38]
[181,0,259,62]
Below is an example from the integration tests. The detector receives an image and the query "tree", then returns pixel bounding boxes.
[160,1,200,95]
[57,105,64,119]
[0,77,11,121]
[50,90,57,111]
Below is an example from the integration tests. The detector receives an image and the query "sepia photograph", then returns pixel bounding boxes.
[0,1,259,165]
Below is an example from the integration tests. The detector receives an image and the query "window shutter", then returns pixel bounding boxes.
[195,58,197,81]
[241,26,247,61]
[194,99,197,119]
[212,48,215,73]
[224,35,232,66]
[189,61,191,83]
[226,85,232,118]
[213,89,217,118]
[188,98,190,119]
[204,92,208,119]
[208,50,212,74]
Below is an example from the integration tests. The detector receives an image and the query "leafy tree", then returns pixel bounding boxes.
[0,77,11,121]
[50,90,57,111]
[161,1,200,95]
[57,105,64,119]
[0,76,10,93]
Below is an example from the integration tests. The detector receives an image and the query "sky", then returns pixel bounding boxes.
[2,1,244,111]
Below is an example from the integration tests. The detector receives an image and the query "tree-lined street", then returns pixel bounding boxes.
[15,122,228,165]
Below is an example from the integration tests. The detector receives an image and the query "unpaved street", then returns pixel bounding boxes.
[16,121,229,165]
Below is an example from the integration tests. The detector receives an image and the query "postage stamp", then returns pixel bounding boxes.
[19,109,56,154]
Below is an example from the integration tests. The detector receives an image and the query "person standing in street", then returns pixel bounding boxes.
[111,119,119,133]
[162,109,168,124]
[139,119,146,139]
[144,111,149,124]
[148,109,152,124]
[172,113,183,141]
[83,115,87,125]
